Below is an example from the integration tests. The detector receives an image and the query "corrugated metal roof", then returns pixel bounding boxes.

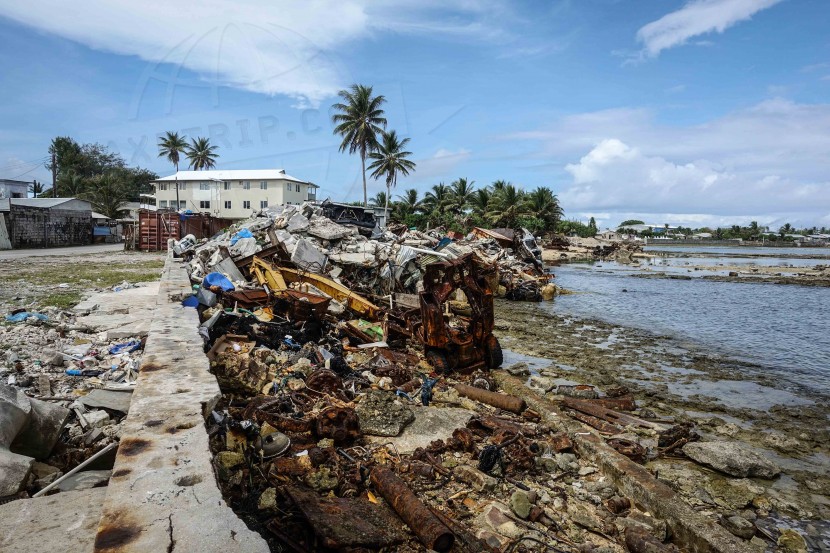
[5,198,92,210]
[154,169,317,186]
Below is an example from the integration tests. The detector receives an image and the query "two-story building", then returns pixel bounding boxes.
[150,169,318,220]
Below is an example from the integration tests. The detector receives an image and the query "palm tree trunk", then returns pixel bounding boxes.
[174,160,180,211]
[385,180,391,228]
[361,148,367,207]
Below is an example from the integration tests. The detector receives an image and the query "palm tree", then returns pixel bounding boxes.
[56,171,86,197]
[332,84,387,207]
[469,188,492,221]
[369,191,387,207]
[527,187,563,232]
[779,223,794,237]
[367,130,416,216]
[488,184,528,228]
[448,178,475,214]
[28,180,45,197]
[422,183,452,225]
[186,137,218,170]
[158,131,188,209]
[81,172,129,219]
[491,180,509,193]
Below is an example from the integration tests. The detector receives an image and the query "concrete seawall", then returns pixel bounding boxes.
[92,254,268,552]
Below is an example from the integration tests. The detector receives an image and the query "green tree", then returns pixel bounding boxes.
[158,131,188,209]
[56,170,86,197]
[422,183,452,226]
[488,184,528,228]
[469,188,492,223]
[186,137,218,170]
[367,129,415,216]
[448,178,475,215]
[619,219,644,227]
[332,84,387,207]
[82,172,130,218]
[369,191,387,207]
[526,187,563,233]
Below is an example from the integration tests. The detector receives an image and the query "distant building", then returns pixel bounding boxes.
[150,169,318,220]
[691,232,713,239]
[616,223,677,234]
[0,179,29,199]
[0,197,92,249]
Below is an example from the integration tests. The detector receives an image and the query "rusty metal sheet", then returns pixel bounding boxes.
[284,485,406,549]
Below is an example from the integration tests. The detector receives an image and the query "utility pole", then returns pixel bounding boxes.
[51,150,57,196]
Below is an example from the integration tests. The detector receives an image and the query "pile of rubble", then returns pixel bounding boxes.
[168,202,710,552]
[1,290,148,501]
[184,201,554,305]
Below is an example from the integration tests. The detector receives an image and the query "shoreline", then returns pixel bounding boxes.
[493,299,830,525]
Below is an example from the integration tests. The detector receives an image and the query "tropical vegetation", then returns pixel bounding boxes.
[41,136,157,217]
[384,179,565,235]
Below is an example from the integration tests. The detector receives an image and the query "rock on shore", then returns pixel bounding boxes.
[683,441,780,479]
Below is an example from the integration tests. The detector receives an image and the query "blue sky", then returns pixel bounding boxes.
[1,0,828,228]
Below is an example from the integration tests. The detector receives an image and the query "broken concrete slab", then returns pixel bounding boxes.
[56,469,112,492]
[10,397,70,459]
[307,216,357,240]
[0,448,34,496]
[0,487,107,553]
[0,383,31,446]
[291,238,327,273]
[683,441,780,479]
[79,389,133,414]
[368,405,474,454]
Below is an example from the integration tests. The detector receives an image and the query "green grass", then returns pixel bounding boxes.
[13,259,165,289]
[37,291,84,310]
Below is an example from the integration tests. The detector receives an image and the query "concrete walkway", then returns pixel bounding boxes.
[0,244,125,260]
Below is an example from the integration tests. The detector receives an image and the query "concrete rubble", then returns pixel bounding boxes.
[0,283,153,502]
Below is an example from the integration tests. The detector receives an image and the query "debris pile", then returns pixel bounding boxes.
[1,304,144,500]
[183,201,552,305]
[175,202,698,552]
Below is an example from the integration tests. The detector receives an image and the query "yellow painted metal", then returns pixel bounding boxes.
[249,256,381,320]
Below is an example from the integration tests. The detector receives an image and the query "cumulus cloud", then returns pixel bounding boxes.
[506,99,830,226]
[636,0,783,58]
[0,1,510,107]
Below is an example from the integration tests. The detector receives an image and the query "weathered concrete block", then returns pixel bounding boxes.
[11,398,70,459]
[0,448,34,496]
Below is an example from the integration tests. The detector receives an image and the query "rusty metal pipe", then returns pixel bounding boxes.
[454,383,525,413]
[370,466,454,552]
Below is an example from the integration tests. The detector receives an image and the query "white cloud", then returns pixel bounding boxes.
[505,99,830,226]
[636,0,783,58]
[0,1,511,107]
[411,148,472,182]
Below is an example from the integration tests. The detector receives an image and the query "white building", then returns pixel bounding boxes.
[150,169,318,220]
[0,179,29,199]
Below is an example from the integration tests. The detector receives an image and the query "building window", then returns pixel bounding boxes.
[199,201,210,209]
[243,181,251,190]
[224,201,232,209]
[260,181,267,190]
[243,200,251,209]
[178,201,186,209]
[296,183,301,192]
[159,200,168,208]
[178,183,186,190]
[260,200,268,208]
[223,182,230,190]
[158,183,168,191]
[200,182,210,190]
